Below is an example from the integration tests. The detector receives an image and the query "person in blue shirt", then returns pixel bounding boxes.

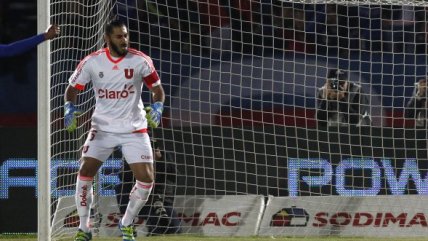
[0,24,59,57]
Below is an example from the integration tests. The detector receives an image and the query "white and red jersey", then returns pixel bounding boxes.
[68,47,160,133]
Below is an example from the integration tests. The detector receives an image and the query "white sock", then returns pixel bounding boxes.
[75,175,93,232]
[121,181,153,226]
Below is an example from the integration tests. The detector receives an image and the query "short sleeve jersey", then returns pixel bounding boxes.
[68,48,160,133]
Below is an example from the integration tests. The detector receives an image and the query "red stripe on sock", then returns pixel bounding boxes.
[79,175,94,181]
[136,180,153,189]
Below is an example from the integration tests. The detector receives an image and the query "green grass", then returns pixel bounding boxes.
[1,235,428,241]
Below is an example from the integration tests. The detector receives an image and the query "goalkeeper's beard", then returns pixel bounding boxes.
[110,42,128,57]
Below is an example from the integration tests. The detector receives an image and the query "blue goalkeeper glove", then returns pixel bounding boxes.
[64,101,82,132]
[145,102,163,128]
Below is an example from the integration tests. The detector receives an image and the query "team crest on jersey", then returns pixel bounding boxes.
[99,72,104,78]
[124,68,134,79]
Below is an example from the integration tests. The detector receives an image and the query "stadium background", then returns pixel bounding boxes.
[1,0,428,234]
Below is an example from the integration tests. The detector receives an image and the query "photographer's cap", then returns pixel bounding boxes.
[327,69,347,80]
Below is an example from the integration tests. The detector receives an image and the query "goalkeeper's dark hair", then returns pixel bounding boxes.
[105,18,126,35]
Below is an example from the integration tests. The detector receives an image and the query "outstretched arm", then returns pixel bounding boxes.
[0,34,44,57]
[0,24,60,57]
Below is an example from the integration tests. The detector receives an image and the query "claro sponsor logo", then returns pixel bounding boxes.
[98,85,135,99]
[270,207,309,227]
[313,212,428,227]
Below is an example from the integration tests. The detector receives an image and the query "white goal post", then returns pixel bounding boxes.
[37,0,51,240]
[41,0,428,240]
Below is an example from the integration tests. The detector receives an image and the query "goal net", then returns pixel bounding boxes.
[47,0,428,239]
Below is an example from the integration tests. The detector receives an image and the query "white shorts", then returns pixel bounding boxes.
[81,129,153,164]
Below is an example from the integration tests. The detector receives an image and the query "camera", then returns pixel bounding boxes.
[329,79,345,91]
[329,79,339,90]
[327,69,347,91]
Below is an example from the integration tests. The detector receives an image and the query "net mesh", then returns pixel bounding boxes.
[49,0,428,239]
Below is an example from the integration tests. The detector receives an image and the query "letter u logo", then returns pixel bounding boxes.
[124,68,134,79]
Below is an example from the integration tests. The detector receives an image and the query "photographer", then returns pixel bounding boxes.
[316,69,371,127]
[115,139,182,236]
[405,78,428,127]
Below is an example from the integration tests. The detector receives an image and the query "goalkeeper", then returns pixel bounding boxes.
[316,69,371,127]
[63,19,165,241]
[115,139,182,236]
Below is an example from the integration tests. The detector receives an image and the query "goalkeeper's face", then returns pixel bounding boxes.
[106,26,129,57]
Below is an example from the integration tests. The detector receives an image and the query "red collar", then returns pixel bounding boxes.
[105,47,126,64]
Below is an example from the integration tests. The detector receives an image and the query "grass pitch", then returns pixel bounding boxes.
[1,235,428,241]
